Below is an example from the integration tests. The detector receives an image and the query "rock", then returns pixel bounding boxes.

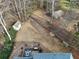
[54,10,64,19]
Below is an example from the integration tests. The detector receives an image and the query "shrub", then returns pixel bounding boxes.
[74,32,79,43]
[0,27,17,59]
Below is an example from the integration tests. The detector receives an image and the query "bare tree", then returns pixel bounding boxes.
[0,13,11,40]
[13,0,21,20]
[23,0,26,20]
[52,0,55,19]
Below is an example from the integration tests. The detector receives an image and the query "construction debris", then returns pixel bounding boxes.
[13,21,21,31]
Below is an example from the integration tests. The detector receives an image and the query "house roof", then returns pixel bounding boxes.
[13,53,73,59]
[33,53,73,59]
[13,57,32,59]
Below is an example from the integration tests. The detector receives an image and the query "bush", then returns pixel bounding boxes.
[59,0,79,10]
[74,32,79,42]
[0,27,17,59]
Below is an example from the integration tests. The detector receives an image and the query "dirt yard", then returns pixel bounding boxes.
[15,20,64,51]
[9,10,69,59]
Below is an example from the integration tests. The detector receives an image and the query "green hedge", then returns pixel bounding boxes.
[0,27,17,59]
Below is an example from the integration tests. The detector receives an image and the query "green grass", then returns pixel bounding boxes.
[0,27,17,59]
